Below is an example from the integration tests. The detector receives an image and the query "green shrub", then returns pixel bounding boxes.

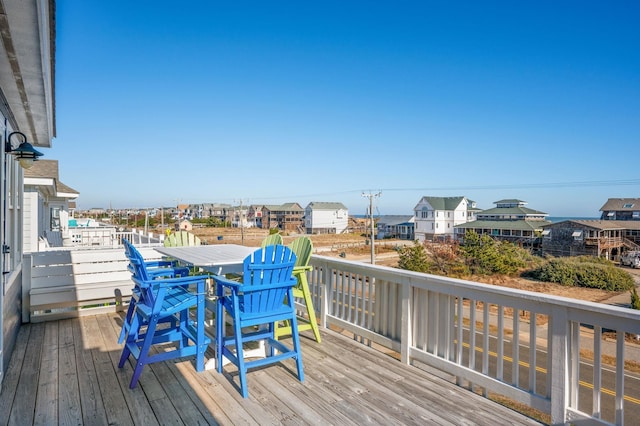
[524,257,634,291]
[631,287,640,310]
[460,231,530,276]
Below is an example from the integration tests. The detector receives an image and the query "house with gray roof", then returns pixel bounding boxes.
[23,160,79,252]
[376,215,415,240]
[259,203,304,232]
[414,196,478,242]
[454,199,551,246]
[541,219,640,259]
[600,198,640,221]
[304,202,349,234]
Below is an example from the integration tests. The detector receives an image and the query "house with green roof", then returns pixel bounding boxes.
[304,202,349,234]
[414,196,479,242]
[454,199,551,246]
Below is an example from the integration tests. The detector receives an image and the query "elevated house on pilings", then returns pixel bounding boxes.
[540,219,640,260]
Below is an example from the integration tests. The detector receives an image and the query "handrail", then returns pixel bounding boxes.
[307,255,640,425]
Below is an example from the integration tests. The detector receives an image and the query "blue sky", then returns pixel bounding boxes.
[53,1,639,216]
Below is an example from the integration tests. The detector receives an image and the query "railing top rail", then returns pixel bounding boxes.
[309,254,640,324]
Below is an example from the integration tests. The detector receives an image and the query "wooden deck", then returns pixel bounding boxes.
[0,313,542,425]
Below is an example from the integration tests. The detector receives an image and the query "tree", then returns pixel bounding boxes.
[397,241,430,273]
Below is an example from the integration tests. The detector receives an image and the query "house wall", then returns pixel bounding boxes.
[305,208,348,234]
[23,191,38,253]
[542,225,600,257]
[2,271,22,377]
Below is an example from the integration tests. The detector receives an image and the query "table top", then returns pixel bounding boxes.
[155,244,257,273]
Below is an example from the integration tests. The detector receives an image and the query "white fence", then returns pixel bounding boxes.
[307,255,640,425]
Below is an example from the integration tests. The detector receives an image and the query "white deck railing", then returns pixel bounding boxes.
[307,255,640,426]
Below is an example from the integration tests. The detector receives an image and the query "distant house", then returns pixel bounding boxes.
[454,199,551,245]
[304,202,349,234]
[376,215,415,240]
[414,196,478,242]
[259,203,304,232]
[175,219,193,231]
[193,203,231,221]
[23,160,79,252]
[600,198,640,221]
[541,219,640,259]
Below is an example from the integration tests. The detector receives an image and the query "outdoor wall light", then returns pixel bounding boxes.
[5,131,44,169]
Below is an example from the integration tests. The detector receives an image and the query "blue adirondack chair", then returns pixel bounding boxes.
[214,245,304,398]
[118,242,211,389]
[118,239,190,344]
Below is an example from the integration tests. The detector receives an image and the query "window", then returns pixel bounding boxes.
[51,207,61,231]
[623,203,634,208]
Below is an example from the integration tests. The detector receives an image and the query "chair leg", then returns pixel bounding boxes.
[118,296,136,344]
[289,311,305,382]
[233,312,248,398]
[216,300,225,373]
[298,274,321,343]
[195,292,207,372]
[130,315,160,389]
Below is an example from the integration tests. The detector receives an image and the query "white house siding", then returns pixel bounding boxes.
[414,196,473,242]
[305,204,348,234]
[23,191,38,253]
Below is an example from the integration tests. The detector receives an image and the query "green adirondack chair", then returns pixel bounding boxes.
[274,236,321,343]
[260,232,283,247]
[164,230,201,247]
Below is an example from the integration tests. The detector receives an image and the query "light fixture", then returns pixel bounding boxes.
[4,131,44,169]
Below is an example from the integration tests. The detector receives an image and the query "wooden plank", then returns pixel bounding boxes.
[8,323,44,426]
[72,317,109,426]
[0,325,31,425]
[175,356,270,425]
[33,321,58,425]
[31,270,132,288]
[58,319,83,425]
[96,314,159,426]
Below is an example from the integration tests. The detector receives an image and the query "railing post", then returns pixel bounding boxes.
[549,306,569,425]
[319,265,330,329]
[400,278,412,364]
[21,253,32,323]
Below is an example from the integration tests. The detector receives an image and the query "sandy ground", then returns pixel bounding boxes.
[191,227,640,306]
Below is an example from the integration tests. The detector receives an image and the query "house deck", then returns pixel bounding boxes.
[0,313,541,425]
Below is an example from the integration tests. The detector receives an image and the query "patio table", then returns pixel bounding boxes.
[154,244,261,369]
[155,244,256,276]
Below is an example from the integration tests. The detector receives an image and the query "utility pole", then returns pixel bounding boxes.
[235,199,246,245]
[362,191,382,264]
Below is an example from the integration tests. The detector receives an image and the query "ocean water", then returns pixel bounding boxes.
[547,217,599,223]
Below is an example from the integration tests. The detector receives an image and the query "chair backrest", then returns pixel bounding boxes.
[164,231,201,247]
[123,239,153,281]
[260,232,283,248]
[240,245,296,313]
[288,236,313,269]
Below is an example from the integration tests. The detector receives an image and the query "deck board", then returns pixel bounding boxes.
[1,313,543,425]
